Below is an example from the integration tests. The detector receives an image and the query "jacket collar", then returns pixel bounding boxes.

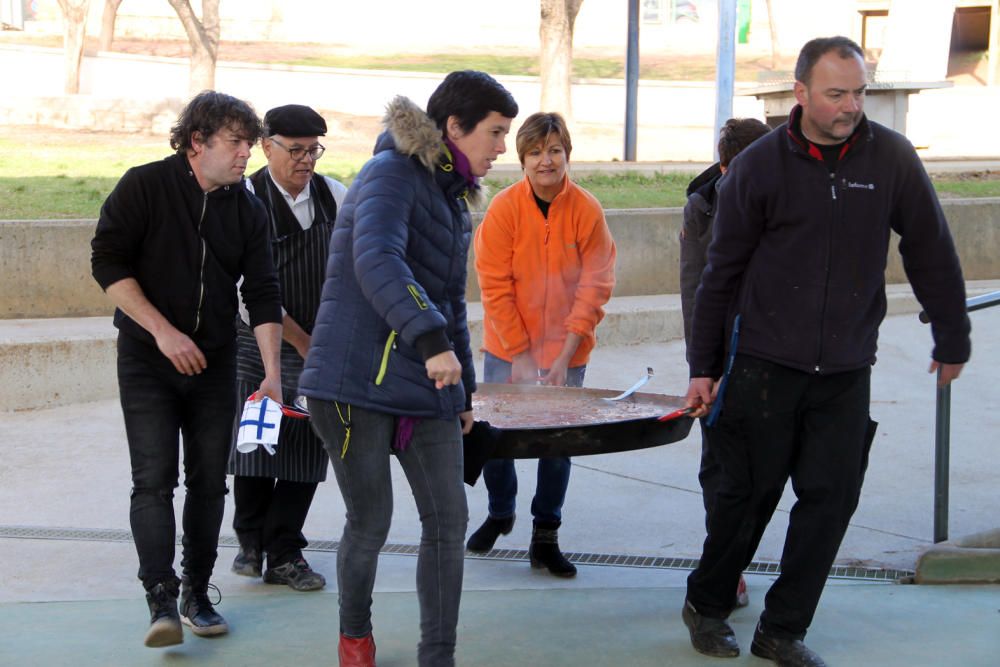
[785,104,871,163]
[376,95,486,208]
[169,152,239,199]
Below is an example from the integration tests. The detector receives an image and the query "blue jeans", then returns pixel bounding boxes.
[480,351,585,525]
[117,333,236,590]
[309,400,467,667]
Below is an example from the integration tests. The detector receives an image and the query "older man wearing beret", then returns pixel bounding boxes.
[228,104,347,591]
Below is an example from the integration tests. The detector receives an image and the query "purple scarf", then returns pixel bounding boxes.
[444,137,477,189]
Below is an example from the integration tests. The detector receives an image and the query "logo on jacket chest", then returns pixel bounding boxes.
[847,181,876,191]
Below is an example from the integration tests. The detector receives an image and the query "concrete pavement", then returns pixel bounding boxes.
[1,301,998,665]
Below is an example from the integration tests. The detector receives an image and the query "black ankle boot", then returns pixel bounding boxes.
[180,577,229,637]
[466,514,515,552]
[529,521,577,577]
[144,578,183,648]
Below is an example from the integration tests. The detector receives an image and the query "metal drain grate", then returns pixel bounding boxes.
[0,525,913,582]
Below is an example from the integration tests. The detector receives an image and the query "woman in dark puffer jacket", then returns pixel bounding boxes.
[300,71,517,667]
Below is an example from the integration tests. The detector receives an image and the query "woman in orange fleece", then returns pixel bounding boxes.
[467,112,616,576]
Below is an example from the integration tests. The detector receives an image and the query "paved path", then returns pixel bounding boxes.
[1,306,998,663]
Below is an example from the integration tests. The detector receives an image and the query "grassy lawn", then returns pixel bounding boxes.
[1,129,997,219]
[280,52,745,81]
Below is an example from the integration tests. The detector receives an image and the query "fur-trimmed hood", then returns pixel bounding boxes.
[377,95,487,208]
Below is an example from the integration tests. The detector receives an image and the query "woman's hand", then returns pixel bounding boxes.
[459,409,474,434]
[426,350,463,389]
[540,357,570,386]
[511,352,539,384]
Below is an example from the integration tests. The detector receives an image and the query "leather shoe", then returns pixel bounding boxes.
[339,632,376,667]
[750,625,826,667]
[466,515,515,552]
[682,599,739,658]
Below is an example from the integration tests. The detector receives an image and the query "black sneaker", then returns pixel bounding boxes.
[144,580,183,648]
[180,582,229,637]
[232,546,263,577]
[263,557,326,592]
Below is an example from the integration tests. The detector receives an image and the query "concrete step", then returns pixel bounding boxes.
[6,282,995,413]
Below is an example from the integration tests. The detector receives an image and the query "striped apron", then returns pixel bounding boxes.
[228,171,335,482]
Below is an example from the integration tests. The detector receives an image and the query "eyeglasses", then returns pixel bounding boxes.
[270,137,325,162]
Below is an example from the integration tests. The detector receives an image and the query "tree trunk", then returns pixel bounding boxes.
[764,0,780,70]
[539,0,583,119]
[56,0,90,94]
[99,0,122,52]
[167,0,220,94]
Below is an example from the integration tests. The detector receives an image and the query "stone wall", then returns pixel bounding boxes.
[4,199,999,319]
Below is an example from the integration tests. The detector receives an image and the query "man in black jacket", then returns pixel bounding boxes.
[91,91,283,648]
[680,37,971,667]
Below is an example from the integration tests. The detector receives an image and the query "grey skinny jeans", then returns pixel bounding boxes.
[309,399,468,667]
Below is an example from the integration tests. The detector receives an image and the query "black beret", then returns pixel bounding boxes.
[263,104,327,137]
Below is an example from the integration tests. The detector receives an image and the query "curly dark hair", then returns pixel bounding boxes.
[169,90,263,153]
[426,70,518,133]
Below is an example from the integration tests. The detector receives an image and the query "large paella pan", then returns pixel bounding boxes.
[470,382,694,459]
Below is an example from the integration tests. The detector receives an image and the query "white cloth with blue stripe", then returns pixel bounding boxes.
[236,394,283,455]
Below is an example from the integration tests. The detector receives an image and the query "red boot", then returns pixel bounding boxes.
[338,632,376,667]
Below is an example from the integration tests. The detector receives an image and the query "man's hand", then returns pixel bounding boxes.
[685,377,718,419]
[104,277,207,376]
[929,361,964,388]
[511,352,538,385]
[256,374,283,404]
[426,350,463,389]
[459,409,474,434]
[154,327,207,376]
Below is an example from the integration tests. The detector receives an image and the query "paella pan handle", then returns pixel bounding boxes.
[657,407,695,422]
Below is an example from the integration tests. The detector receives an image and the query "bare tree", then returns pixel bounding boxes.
[167,0,220,93]
[764,0,780,70]
[56,0,90,94]
[539,0,584,119]
[99,0,123,52]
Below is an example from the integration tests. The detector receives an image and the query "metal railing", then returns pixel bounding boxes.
[920,290,1000,543]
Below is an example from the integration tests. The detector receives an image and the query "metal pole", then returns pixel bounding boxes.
[624,0,640,161]
[933,369,951,543]
[714,0,737,161]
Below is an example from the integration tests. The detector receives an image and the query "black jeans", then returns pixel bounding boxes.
[232,476,318,567]
[117,334,236,590]
[687,355,877,640]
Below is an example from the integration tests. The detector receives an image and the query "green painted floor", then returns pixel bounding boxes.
[2,579,997,666]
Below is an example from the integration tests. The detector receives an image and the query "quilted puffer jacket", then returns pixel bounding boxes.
[298,96,479,418]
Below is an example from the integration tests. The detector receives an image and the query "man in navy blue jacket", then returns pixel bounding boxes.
[91,91,283,648]
[680,37,970,667]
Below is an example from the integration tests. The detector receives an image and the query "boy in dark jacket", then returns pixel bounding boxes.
[680,117,770,610]
[91,91,283,648]
[680,38,970,667]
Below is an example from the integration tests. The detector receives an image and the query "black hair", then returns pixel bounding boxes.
[426,70,518,133]
[794,36,864,86]
[718,118,771,167]
[169,90,263,153]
